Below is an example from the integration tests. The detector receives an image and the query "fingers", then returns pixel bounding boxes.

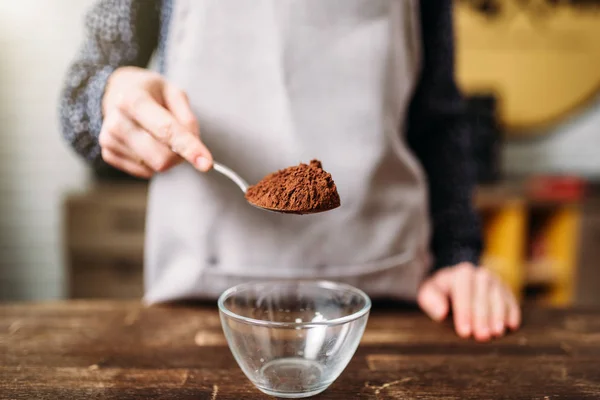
[505,288,521,331]
[118,119,182,173]
[98,123,141,163]
[490,282,506,337]
[101,148,153,179]
[472,269,492,341]
[117,90,212,171]
[435,263,521,342]
[451,264,474,339]
[163,84,200,134]
[100,110,182,173]
[485,277,522,339]
[422,263,522,341]
[417,280,449,322]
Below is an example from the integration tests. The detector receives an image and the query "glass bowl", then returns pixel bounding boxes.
[218,280,371,398]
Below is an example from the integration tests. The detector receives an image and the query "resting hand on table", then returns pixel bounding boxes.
[99,66,213,178]
[417,262,521,341]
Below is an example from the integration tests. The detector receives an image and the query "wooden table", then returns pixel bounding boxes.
[1,302,600,399]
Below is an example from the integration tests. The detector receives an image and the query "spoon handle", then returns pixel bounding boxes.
[213,161,250,193]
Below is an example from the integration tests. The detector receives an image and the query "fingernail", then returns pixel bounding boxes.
[476,331,491,342]
[431,307,445,321]
[458,323,471,337]
[195,157,212,171]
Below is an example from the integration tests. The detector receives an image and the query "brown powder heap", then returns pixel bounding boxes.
[245,160,341,214]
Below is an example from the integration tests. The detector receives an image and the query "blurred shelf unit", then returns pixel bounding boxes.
[65,183,147,299]
[65,179,598,305]
[476,177,588,306]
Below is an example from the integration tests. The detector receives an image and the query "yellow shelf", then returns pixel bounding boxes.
[476,186,582,306]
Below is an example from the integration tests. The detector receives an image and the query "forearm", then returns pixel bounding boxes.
[412,109,483,270]
[59,0,160,162]
[60,65,115,163]
[407,0,483,271]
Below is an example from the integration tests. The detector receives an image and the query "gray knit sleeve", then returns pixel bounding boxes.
[59,0,160,163]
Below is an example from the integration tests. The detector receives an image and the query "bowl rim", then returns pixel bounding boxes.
[217,279,372,328]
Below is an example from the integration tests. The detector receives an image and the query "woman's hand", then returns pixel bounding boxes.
[99,66,213,178]
[417,263,521,341]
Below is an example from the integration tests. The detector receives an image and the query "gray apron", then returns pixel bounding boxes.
[144,0,431,304]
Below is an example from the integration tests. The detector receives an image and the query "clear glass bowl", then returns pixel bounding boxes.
[218,280,371,398]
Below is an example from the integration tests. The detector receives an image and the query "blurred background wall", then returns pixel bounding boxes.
[504,97,600,177]
[453,0,600,178]
[0,0,598,303]
[0,0,93,300]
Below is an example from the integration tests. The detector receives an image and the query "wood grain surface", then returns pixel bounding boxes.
[1,301,600,399]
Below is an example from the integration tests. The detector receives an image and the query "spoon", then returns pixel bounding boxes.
[211,161,336,214]
[213,161,250,193]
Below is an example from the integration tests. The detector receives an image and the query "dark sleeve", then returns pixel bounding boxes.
[59,0,160,163]
[406,0,483,272]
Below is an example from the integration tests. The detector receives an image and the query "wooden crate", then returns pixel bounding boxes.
[64,183,148,299]
[576,199,600,306]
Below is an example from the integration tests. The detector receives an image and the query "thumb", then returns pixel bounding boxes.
[417,280,449,322]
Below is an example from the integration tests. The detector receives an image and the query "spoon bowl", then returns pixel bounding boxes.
[212,161,337,215]
[254,204,340,215]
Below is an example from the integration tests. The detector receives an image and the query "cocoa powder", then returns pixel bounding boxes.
[245,160,341,214]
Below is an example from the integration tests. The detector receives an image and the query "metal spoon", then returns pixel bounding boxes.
[211,161,336,214]
[213,161,250,193]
